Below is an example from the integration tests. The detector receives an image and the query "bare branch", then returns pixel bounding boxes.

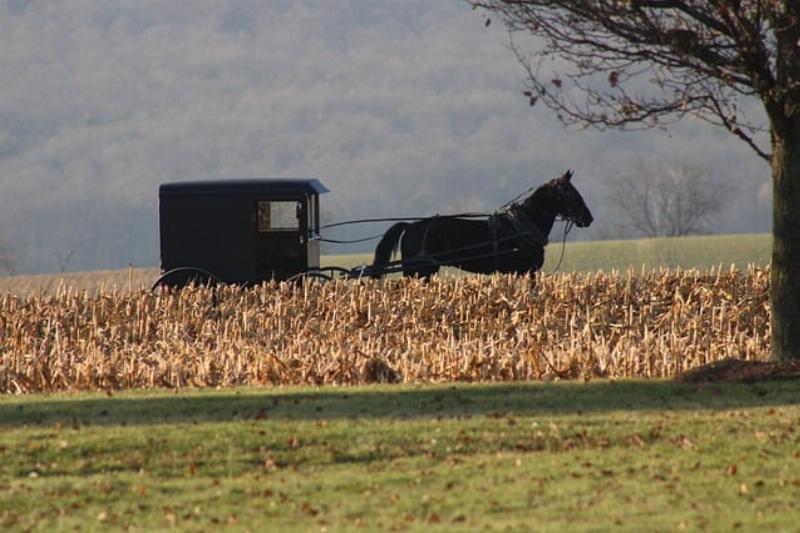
[470,0,780,160]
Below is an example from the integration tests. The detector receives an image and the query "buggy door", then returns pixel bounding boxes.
[255,198,307,281]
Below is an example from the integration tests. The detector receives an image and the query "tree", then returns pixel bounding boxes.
[52,245,79,274]
[0,240,15,276]
[603,160,734,238]
[469,1,800,361]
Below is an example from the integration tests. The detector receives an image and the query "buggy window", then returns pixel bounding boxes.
[258,201,300,232]
[308,196,317,233]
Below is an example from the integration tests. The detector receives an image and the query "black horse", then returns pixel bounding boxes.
[370,170,593,278]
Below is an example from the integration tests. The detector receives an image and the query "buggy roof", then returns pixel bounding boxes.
[160,178,329,197]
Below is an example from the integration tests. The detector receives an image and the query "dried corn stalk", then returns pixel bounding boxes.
[0,266,770,392]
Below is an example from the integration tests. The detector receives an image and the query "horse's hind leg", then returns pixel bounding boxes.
[404,267,438,280]
[402,270,438,280]
[401,259,438,280]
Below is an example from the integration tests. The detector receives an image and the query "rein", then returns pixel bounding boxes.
[320,213,489,231]
[549,219,574,273]
[319,213,491,244]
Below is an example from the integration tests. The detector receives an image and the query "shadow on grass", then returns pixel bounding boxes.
[1,380,798,429]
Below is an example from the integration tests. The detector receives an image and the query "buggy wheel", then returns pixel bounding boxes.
[286,270,333,283]
[320,266,359,280]
[151,267,222,290]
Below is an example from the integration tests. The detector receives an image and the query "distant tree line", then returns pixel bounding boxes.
[602,160,735,239]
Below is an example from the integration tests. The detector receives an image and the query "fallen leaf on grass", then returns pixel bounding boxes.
[672,435,695,450]
[1,511,19,527]
[300,502,318,516]
[163,507,176,526]
[630,434,647,448]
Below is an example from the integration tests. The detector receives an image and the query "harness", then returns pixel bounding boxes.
[419,215,440,257]
[488,213,501,260]
[415,204,549,268]
[491,203,549,260]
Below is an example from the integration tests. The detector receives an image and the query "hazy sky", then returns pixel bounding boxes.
[0,0,771,273]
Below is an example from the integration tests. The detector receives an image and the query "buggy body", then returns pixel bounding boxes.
[156,178,328,288]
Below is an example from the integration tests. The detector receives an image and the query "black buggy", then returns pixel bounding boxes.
[153,178,329,288]
[153,171,592,288]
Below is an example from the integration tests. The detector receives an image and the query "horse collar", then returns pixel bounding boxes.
[499,204,549,248]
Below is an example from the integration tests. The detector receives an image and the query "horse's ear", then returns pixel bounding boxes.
[564,170,573,182]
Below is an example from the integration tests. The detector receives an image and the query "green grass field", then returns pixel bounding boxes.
[2,381,799,531]
[540,233,771,273]
[0,233,772,296]
[323,233,771,275]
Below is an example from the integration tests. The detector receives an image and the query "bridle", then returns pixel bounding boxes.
[548,182,582,272]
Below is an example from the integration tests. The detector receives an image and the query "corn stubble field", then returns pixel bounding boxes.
[0,266,770,393]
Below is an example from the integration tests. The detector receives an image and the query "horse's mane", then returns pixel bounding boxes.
[520,177,559,211]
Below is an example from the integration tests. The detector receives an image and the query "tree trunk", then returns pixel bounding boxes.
[770,118,800,361]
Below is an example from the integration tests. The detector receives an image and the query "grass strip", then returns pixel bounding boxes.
[1,380,799,531]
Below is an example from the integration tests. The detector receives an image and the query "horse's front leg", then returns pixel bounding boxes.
[519,266,538,290]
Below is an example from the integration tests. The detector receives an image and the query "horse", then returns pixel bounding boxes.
[369,170,593,278]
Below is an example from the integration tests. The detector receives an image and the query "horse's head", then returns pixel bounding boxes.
[523,170,594,227]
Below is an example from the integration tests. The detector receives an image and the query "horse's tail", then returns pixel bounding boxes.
[371,222,409,274]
